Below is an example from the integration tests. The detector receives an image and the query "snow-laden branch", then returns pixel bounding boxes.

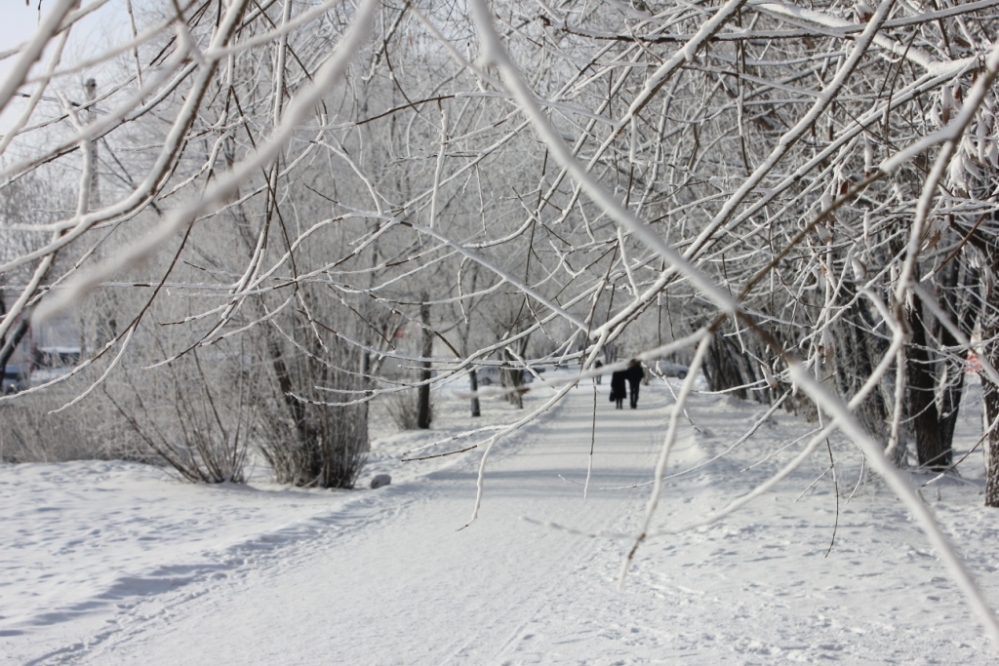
[685,0,897,259]
[557,0,999,47]
[881,39,999,174]
[33,0,380,324]
[757,1,975,75]
[469,0,742,323]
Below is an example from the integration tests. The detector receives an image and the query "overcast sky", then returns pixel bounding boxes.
[1,4,46,136]
[2,1,127,71]
[1,1,127,136]
[1,3,45,71]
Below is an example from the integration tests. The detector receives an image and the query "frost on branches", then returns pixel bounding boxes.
[3,0,999,639]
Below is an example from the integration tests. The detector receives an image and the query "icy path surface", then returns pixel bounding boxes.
[3,379,999,664]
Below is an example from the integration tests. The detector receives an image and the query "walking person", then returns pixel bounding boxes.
[626,361,644,409]
[610,369,627,409]
[594,359,603,384]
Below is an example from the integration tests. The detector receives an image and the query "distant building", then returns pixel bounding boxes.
[3,308,81,384]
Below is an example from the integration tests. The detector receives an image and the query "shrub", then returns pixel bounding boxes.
[0,379,145,463]
[104,351,252,483]
[255,332,369,489]
[383,388,433,430]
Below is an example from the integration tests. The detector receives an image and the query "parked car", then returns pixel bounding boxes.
[654,360,689,380]
[2,364,28,394]
[476,366,533,386]
[522,367,542,384]
[34,346,81,369]
[475,366,502,386]
[29,346,81,386]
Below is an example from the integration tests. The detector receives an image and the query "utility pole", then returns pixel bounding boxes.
[84,78,100,210]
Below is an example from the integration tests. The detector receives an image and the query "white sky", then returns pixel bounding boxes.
[2,1,129,73]
[0,4,48,137]
[0,1,127,136]
[1,3,55,67]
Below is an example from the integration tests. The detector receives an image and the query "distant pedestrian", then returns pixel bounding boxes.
[610,369,627,409]
[594,359,604,384]
[626,362,644,409]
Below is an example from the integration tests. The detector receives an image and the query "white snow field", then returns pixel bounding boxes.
[3,374,999,665]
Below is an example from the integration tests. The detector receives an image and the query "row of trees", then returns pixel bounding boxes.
[2,0,998,474]
[3,0,999,631]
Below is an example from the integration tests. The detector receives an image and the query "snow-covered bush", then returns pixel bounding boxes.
[254,317,369,489]
[383,388,434,431]
[103,351,253,483]
[0,391,117,463]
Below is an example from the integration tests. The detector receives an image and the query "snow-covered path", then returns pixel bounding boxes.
[4,379,999,664]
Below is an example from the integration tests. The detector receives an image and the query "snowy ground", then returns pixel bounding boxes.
[2,372,999,665]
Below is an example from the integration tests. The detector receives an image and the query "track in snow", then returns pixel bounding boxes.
[7,379,999,665]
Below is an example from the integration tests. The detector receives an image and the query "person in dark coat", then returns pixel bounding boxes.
[626,361,644,409]
[594,359,603,384]
[609,369,627,409]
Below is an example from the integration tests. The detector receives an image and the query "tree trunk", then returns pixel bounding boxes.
[986,385,999,507]
[834,279,891,447]
[469,368,481,417]
[703,326,764,403]
[501,342,528,409]
[953,203,999,504]
[982,272,999,506]
[905,300,953,471]
[417,295,433,429]
[0,318,30,380]
[937,258,979,453]
[704,332,748,399]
